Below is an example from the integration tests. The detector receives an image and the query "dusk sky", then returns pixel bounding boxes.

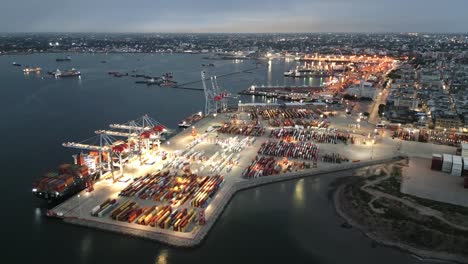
[2,0,468,33]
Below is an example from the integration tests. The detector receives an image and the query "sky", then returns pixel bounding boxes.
[2,0,468,33]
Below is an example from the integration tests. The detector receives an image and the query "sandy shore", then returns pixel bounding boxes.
[333,184,468,264]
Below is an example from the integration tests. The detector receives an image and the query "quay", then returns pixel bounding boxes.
[64,156,402,247]
[47,101,457,248]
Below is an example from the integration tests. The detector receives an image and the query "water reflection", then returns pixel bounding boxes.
[80,234,92,262]
[155,249,169,264]
[280,183,285,193]
[254,188,260,202]
[34,208,41,224]
[293,179,305,208]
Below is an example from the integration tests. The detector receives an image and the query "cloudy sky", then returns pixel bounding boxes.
[2,0,467,33]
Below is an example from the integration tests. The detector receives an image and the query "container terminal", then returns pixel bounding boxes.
[36,58,462,247]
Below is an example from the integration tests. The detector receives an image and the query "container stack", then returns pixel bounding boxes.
[431,154,443,171]
[442,154,453,173]
[463,158,468,177]
[461,143,468,158]
[451,156,463,177]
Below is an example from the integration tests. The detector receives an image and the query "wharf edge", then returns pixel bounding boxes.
[62,156,404,247]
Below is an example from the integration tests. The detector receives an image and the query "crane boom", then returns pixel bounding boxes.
[62,142,108,151]
[95,130,137,138]
[109,124,150,131]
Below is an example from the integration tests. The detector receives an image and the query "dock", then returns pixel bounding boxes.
[63,156,402,247]
[48,104,410,247]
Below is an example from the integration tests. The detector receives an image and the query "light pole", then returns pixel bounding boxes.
[77,194,82,218]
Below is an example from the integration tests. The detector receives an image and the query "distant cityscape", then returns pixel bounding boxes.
[1,33,467,57]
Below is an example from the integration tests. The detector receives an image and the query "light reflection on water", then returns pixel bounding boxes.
[293,179,305,208]
[34,208,41,224]
[155,249,169,264]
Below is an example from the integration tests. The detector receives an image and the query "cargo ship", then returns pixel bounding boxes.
[51,68,81,78]
[178,112,203,128]
[32,163,92,202]
[56,56,71,62]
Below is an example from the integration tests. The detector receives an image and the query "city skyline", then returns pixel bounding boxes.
[2,0,468,33]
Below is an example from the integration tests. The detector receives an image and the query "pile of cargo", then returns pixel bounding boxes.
[202,151,241,174]
[419,130,468,146]
[432,153,468,179]
[186,133,208,149]
[190,176,224,208]
[267,119,329,129]
[32,164,90,197]
[392,130,417,141]
[431,154,443,170]
[91,199,118,217]
[270,128,349,143]
[442,154,453,173]
[133,205,197,231]
[118,171,224,208]
[321,153,349,163]
[452,156,463,177]
[109,200,146,222]
[218,121,265,136]
[258,141,319,161]
[254,108,315,120]
[213,136,256,153]
[243,156,282,178]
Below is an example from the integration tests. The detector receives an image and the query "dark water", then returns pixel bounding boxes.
[2,54,422,263]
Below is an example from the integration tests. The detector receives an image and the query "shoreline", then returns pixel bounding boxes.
[333,183,468,264]
[59,156,403,248]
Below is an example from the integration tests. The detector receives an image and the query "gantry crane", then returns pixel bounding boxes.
[202,71,228,116]
[62,133,120,182]
[63,115,169,182]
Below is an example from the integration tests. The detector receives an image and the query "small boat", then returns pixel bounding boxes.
[12,62,21,67]
[56,56,71,62]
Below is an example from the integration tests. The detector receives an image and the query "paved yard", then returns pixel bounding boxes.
[401,157,468,207]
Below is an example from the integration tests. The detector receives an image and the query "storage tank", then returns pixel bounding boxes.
[451,155,462,177]
[442,154,453,173]
[431,154,443,171]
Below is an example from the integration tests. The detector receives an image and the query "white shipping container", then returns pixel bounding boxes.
[463,157,468,171]
[442,154,453,173]
[451,156,463,176]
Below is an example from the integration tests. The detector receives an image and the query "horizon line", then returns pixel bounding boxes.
[1,31,467,35]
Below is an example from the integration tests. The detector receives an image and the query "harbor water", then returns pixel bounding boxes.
[2,53,424,263]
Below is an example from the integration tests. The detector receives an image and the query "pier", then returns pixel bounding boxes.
[63,156,402,247]
[49,107,410,247]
